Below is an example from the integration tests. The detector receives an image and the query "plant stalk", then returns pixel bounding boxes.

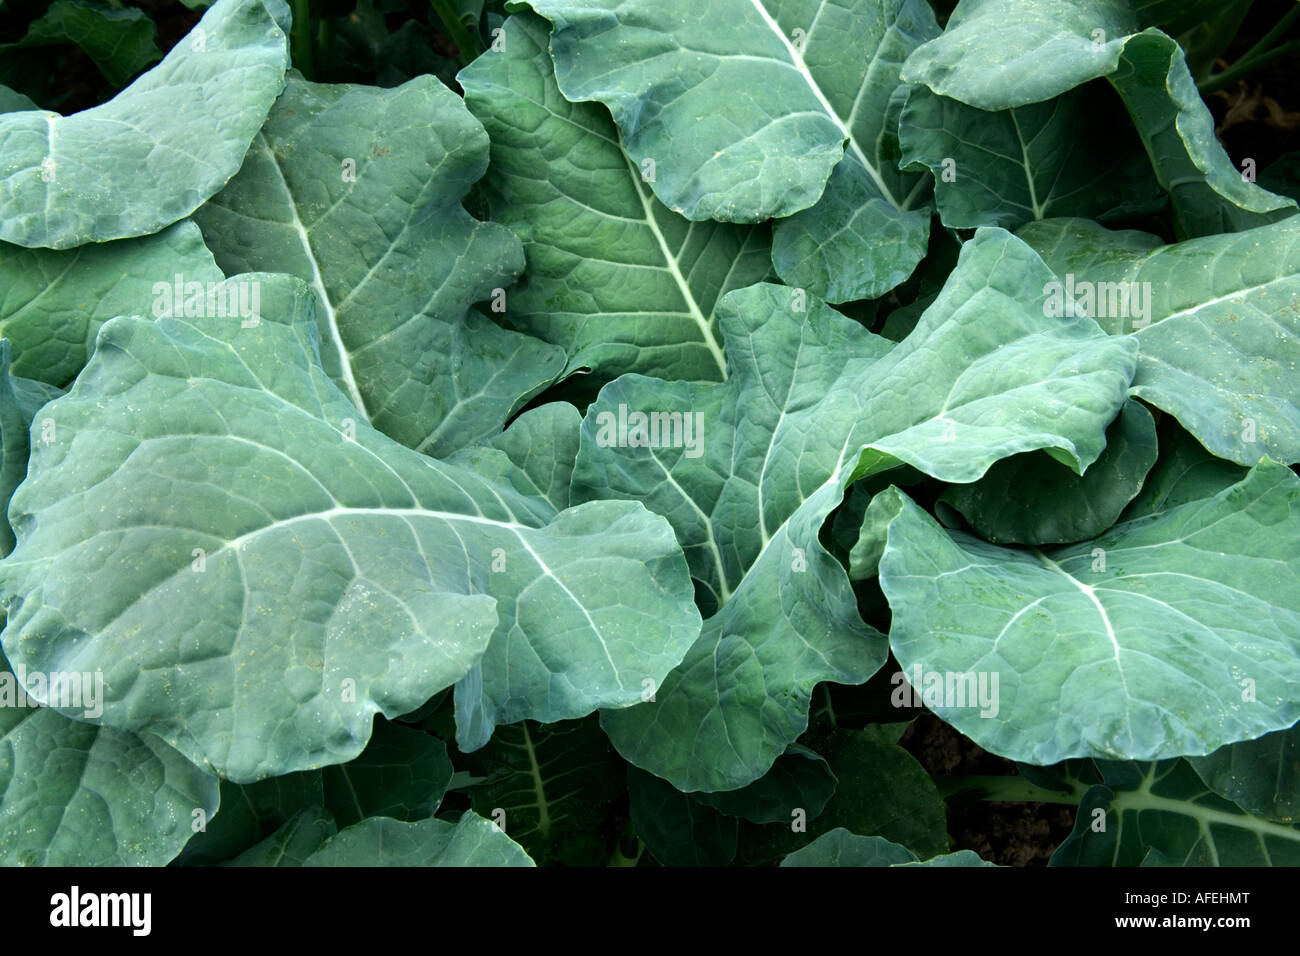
[290,0,313,80]
[1199,5,1300,94]
[429,0,483,65]
[936,774,1086,805]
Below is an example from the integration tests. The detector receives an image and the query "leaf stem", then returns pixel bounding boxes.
[290,0,313,80]
[428,0,484,65]
[607,826,645,866]
[821,685,838,729]
[315,15,334,80]
[1199,6,1300,94]
[936,774,1086,805]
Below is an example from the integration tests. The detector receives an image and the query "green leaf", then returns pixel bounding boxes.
[458,13,771,382]
[20,0,162,87]
[0,107,223,396]
[194,72,560,456]
[781,828,916,865]
[0,340,60,555]
[176,717,451,864]
[781,829,995,866]
[222,807,337,866]
[1120,416,1246,521]
[303,811,535,865]
[1189,725,1300,825]
[628,766,738,866]
[1107,30,1296,237]
[939,400,1159,545]
[1134,0,1240,38]
[0,220,224,387]
[574,285,890,613]
[0,274,701,782]
[177,773,325,866]
[692,744,837,824]
[903,4,1295,236]
[518,0,937,302]
[875,224,962,342]
[899,82,1163,229]
[586,229,1135,792]
[1019,215,1300,466]
[764,0,939,302]
[736,730,949,864]
[447,403,582,512]
[904,0,1138,108]
[513,0,837,221]
[0,0,290,248]
[320,720,453,828]
[900,0,1139,109]
[460,717,625,866]
[1051,759,1300,866]
[0,655,218,866]
[1259,153,1300,205]
[874,462,1300,765]
[0,83,38,113]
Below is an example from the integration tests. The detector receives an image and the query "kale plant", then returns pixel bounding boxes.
[0,0,1297,867]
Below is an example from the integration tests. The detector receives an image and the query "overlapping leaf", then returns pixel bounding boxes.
[0,274,701,782]
[0,0,289,248]
[223,807,336,866]
[519,0,937,302]
[459,13,770,382]
[1019,215,1300,466]
[901,0,1139,108]
[901,1,1296,236]
[628,766,738,866]
[0,656,218,866]
[194,73,560,456]
[580,229,1135,792]
[872,462,1300,766]
[303,811,535,866]
[447,402,582,513]
[0,340,60,555]
[0,220,223,387]
[736,730,949,864]
[940,400,1158,545]
[458,717,625,866]
[179,718,453,865]
[16,0,161,86]
[781,829,994,866]
[1051,760,1300,866]
[1108,30,1296,236]
[1189,725,1300,825]
[899,82,1163,229]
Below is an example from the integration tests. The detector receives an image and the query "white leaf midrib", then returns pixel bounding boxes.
[746,0,903,208]
[624,155,728,380]
[262,135,371,421]
[478,78,729,379]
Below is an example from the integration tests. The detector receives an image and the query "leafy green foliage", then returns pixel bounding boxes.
[0,0,290,248]
[0,0,1294,869]
[16,0,162,86]
[782,829,997,866]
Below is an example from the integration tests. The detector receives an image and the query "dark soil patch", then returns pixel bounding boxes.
[900,713,1077,867]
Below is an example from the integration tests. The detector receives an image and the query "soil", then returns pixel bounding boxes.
[900,713,1076,867]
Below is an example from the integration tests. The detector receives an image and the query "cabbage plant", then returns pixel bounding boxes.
[0,0,1297,868]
